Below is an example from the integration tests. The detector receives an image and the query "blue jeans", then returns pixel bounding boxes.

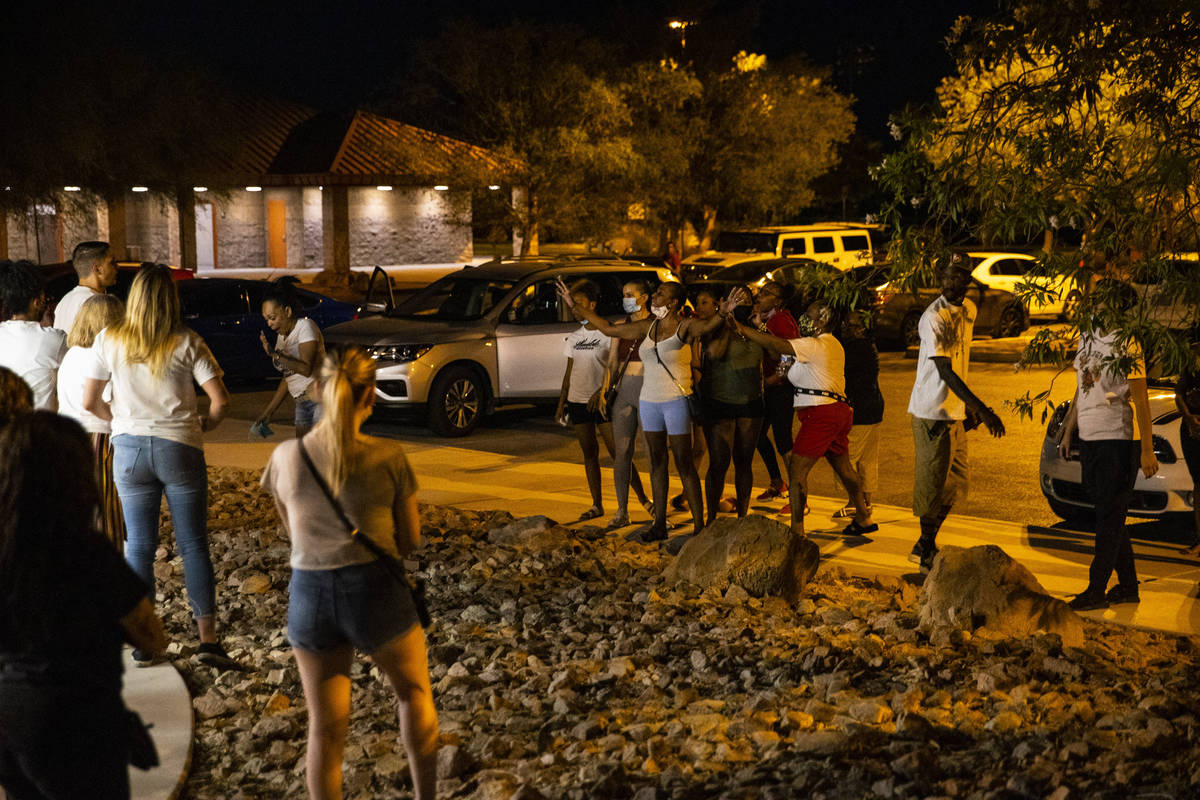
[112,435,215,618]
[294,396,321,430]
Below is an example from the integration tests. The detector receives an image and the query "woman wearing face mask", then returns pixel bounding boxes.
[254,279,325,438]
[698,285,764,522]
[599,280,654,530]
[558,278,741,544]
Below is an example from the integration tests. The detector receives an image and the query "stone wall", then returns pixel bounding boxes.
[4,196,102,263]
[214,190,267,269]
[124,192,174,263]
[301,188,323,268]
[348,187,473,266]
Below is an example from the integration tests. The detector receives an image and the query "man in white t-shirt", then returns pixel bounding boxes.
[556,280,614,522]
[1057,281,1158,610]
[907,253,1006,574]
[53,241,117,335]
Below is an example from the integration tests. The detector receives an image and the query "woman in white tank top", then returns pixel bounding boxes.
[559,278,742,544]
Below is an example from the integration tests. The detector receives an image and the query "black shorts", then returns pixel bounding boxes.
[567,401,603,426]
[704,396,764,421]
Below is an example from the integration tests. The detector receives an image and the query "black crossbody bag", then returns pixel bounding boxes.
[297,438,431,628]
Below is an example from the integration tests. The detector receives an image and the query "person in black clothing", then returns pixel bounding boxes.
[833,311,885,519]
[1175,363,1200,556]
[0,412,166,800]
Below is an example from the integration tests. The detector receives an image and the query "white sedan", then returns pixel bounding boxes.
[969,251,1078,320]
[1039,385,1194,522]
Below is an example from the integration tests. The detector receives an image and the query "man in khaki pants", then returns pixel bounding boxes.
[907,253,1006,573]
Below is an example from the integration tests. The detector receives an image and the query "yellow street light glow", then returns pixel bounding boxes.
[193,186,208,192]
[488,185,501,190]
[131,186,149,192]
[434,185,449,191]
[246,186,262,192]
[377,185,393,191]
[63,186,81,192]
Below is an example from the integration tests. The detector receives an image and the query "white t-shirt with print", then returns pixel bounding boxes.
[1073,330,1144,441]
[57,346,112,434]
[0,320,66,411]
[84,327,224,450]
[908,295,977,421]
[787,333,845,408]
[275,317,323,398]
[563,324,610,403]
[53,285,101,334]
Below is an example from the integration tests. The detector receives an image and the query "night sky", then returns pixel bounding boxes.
[11,0,999,141]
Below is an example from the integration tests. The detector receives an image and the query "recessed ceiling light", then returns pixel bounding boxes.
[131,186,149,192]
[246,186,262,192]
[434,185,449,191]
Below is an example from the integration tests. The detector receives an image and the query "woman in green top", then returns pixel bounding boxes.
[698,285,764,523]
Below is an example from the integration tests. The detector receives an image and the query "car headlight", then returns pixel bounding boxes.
[367,344,432,364]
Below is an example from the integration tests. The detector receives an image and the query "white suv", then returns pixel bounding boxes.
[683,223,887,280]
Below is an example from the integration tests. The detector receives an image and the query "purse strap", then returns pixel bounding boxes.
[651,318,691,397]
[609,326,641,393]
[297,436,402,568]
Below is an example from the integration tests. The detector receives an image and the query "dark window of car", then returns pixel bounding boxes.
[780,238,806,256]
[178,282,249,318]
[990,259,1030,277]
[396,276,515,320]
[812,236,836,254]
[503,280,561,325]
[711,262,779,282]
[841,235,869,252]
[712,232,779,253]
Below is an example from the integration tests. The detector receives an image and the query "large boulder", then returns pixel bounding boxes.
[664,515,820,601]
[919,544,1084,647]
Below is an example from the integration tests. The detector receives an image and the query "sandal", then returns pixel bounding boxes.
[576,506,603,522]
[640,498,655,517]
[841,519,879,537]
[626,523,668,543]
[604,514,631,531]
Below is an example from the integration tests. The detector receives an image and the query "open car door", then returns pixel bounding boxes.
[358,266,396,316]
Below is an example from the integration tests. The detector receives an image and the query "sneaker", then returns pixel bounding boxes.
[193,643,244,671]
[131,648,157,668]
[1067,590,1109,611]
[775,502,810,516]
[919,548,938,575]
[908,541,937,575]
[832,504,873,520]
[756,482,788,501]
[1104,583,1140,604]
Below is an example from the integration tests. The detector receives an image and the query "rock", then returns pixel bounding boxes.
[239,572,272,594]
[487,516,559,548]
[193,690,233,720]
[437,745,472,779]
[986,711,1023,733]
[663,515,820,601]
[918,544,1084,647]
[262,692,291,715]
[791,731,847,754]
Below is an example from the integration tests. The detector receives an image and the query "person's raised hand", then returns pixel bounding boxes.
[719,287,747,315]
[554,276,574,308]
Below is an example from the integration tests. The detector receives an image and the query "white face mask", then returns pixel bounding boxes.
[622,297,641,313]
[650,304,669,319]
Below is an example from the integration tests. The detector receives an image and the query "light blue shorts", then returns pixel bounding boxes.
[639,396,692,435]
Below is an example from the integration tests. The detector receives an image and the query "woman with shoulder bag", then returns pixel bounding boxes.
[599,279,655,530]
[262,347,437,800]
[559,278,742,544]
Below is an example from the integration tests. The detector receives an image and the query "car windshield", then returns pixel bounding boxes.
[709,262,777,281]
[712,232,778,253]
[394,276,516,320]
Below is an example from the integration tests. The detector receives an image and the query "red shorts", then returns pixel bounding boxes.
[792,402,853,458]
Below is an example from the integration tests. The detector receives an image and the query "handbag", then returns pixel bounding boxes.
[126,708,159,770]
[604,332,642,418]
[651,319,705,424]
[297,438,431,628]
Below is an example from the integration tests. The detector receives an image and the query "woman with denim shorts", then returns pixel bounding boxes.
[559,278,741,543]
[254,278,325,437]
[81,264,239,670]
[262,347,437,800]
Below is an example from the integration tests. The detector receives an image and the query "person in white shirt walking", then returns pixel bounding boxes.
[907,253,1006,574]
[52,240,116,334]
[0,260,66,410]
[254,279,325,437]
[58,293,127,550]
[1056,279,1158,610]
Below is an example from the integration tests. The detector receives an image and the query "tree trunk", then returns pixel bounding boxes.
[1042,228,1054,254]
[698,206,718,252]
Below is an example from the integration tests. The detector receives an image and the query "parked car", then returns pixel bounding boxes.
[324,258,673,436]
[681,223,889,279]
[35,260,195,322]
[1039,384,1192,522]
[1129,252,1200,330]
[967,251,1077,320]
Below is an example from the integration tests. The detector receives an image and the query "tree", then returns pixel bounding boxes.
[872,0,1200,416]
[377,22,638,254]
[623,54,856,250]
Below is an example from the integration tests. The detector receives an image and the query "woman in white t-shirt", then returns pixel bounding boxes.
[554,280,616,522]
[731,299,876,539]
[58,293,127,550]
[0,259,66,411]
[254,279,325,437]
[81,263,240,670]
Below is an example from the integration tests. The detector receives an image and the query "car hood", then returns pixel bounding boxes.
[322,315,492,346]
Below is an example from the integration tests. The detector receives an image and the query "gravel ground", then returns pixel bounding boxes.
[149,467,1200,799]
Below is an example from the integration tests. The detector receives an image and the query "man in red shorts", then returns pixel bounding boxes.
[731,300,875,538]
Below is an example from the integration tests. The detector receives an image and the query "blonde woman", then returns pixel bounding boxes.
[58,294,127,550]
[263,347,437,800]
[81,264,237,669]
